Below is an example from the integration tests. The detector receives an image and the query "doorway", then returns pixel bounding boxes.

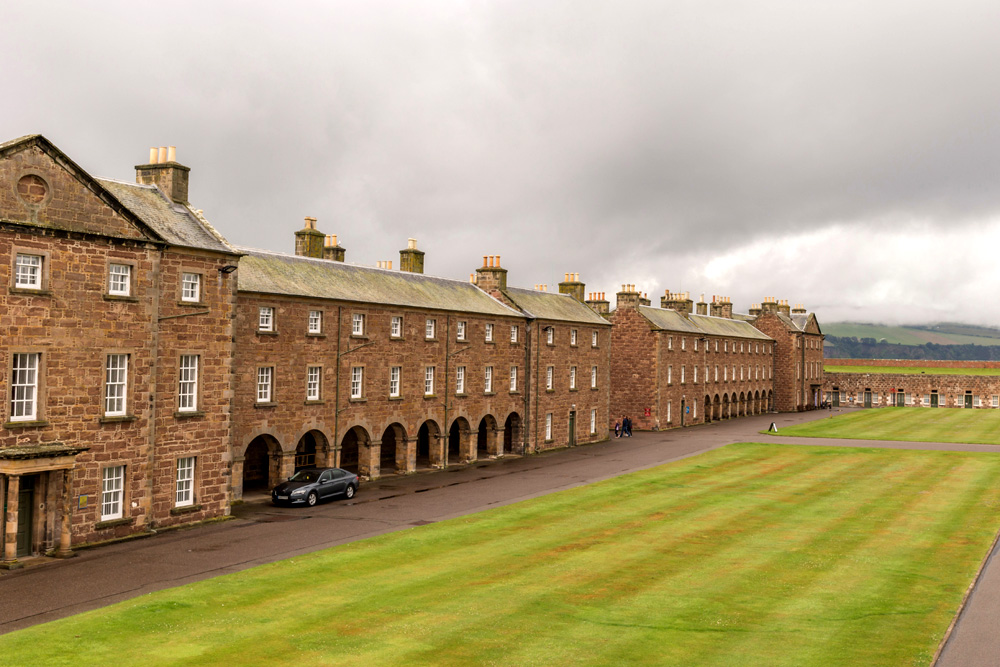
[16,476,35,558]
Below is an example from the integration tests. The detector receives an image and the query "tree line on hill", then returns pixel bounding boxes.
[825,336,1000,361]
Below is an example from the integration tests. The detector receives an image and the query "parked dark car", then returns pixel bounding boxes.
[271,467,359,506]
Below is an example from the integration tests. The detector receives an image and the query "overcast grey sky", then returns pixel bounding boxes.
[6,1,1000,325]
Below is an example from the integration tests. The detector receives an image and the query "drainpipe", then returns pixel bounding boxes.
[145,246,163,530]
[523,318,532,454]
[444,314,451,467]
[333,306,342,466]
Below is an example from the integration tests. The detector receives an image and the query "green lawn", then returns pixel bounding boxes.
[4,444,1000,666]
[772,407,1000,445]
[825,365,1000,376]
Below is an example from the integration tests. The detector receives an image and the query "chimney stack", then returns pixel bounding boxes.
[399,237,425,274]
[791,303,807,315]
[322,233,346,262]
[710,295,733,319]
[586,291,610,315]
[749,303,762,317]
[616,284,641,311]
[136,145,190,204]
[696,294,708,316]
[778,299,791,317]
[475,255,508,296]
[293,217,326,258]
[558,272,586,302]
[759,297,780,315]
[661,290,694,315]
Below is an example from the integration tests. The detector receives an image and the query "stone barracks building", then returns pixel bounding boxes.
[823,359,1000,409]
[0,134,819,564]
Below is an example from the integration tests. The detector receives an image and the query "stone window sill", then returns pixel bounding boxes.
[178,300,206,308]
[424,394,437,399]
[390,336,406,341]
[170,504,202,516]
[99,415,137,424]
[388,395,403,401]
[425,338,438,343]
[509,390,520,395]
[304,400,325,406]
[306,332,326,338]
[254,402,277,408]
[546,389,555,394]
[3,419,49,429]
[9,287,51,297]
[455,392,468,398]
[484,391,496,396]
[349,397,367,403]
[175,410,206,418]
[95,517,135,530]
[257,330,278,336]
[350,334,369,340]
[104,294,139,303]
[569,388,578,392]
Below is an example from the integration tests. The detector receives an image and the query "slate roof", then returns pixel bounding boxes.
[98,179,235,255]
[502,287,611,326]
[638,306,772,340]
[237,248,525,317]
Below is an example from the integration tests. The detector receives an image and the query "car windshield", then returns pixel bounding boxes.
[289,470,321,483]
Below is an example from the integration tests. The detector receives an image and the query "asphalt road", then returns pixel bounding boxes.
[0,410,996,665]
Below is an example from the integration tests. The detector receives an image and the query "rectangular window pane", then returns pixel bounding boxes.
[390,367,401,397]
[178,355,199,411]
[108,263,131,296]
[14,254,42,289]
[104,354,128,416]
[511,326,518,343]
[426,319,436,339]
[176,457,195,507]
[352,313,364,336]
[259,307,274,331]
[10,352,39,421]
[457,321,466,340]
[571,329,577,346]
[308,310,322,333]
[307,366,321,401]
[510,366,518,392]
[456,366,465,394]
[350,367,363,399]
[485,366,493,393]
[570,366,576,390]
[257,367,273,402]
[545,413,552,440]
[590,409,596,434]
[102,465,124,520]
[425,367,435,395]
[181,272,200,302]
[485,323,493,342]
[546,366,553,390]
[591,366,597,388]
[391,316,402,338]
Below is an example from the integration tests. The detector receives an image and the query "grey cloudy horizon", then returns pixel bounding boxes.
[6,1,1000,326]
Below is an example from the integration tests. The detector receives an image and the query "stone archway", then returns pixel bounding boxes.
[448,417,471,465]
[739,392,746,417]
[503,412,522,454]
[380,423,407,475]
[294,431,325,471]
[416,420,441,469]
[477,414,498,458]
[704,395,713,423]
[339,426,371,475]
[243,434,281,493]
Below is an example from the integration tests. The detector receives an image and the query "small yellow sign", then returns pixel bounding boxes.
[78,495,88,510]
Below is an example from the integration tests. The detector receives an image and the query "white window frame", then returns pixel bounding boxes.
[510,366,518,392]
[10,352,39,421]
[545,413,552,440]
[178,355,199,412]
[681,338,686,351]
[592,331,598,347]
[484,366,493,393]
[993,395,999,408]
[14,253,42,289]
[590,409,597,434]
[668,365,672,384]
[425,367,435,395]
[391,316,403,338]
[570,366,577,390]
[570,329,578,346]
[591,365,597,389]
[456,321,467,341]
[547,328,554,345]
[258,306,274,332]
[511,325,519,343]
[175,457,195,508]
[485,323,494,342]
[389,366,401,398]
[425,319,436,340]
[306,366,321,401]
[350,366,363,399]
[694,365,698,383]
[108,263,131,296]
[104,354,129,417]
[456,366,466,394]
[181,272,201,302]
[546,366,554,391]
[257,366,273,403]
[101,465,124,520]
[308,310,322,334]
[352,313,365,336]
[668,336,673,351]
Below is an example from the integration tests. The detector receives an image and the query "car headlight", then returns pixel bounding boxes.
[291,488,307,496]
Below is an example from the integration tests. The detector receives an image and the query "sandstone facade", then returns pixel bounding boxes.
[824,359,1000,408]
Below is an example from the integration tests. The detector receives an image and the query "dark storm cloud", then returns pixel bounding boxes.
[4,1,1000,323]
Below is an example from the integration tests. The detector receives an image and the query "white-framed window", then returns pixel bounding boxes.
[570,366,577,390]
[681,365,685,384]
[591,365,597,389]
[352,313,365,336]
[732,365,736,381]
[974,396,982,407]
[547,328,554,345]
[570,329,578,346]
[592,331,598,347]
[391,316,403,338]
[485,366,493,393]
[350,367,363,399]
[590,409,597,434]
[715,340,719,352]
[667,401,672,423]
[485,323,494,342]
[510,366,518,392]
[101,465,125,520]
[425,367,435,395]
[724,341,728,352]
[922,396,931,406]
[426,319,436,340]
[693,399,697,418]
[104,354,128,416]
[257,367,273,403]
[308,310,322,334]
[545,413,553,440]
[668,365,672,384]
[993,395,999,408]
[306,366,321,401]
[456,321,467,341]
[181,272,201,302]
[681,338,686,351]
[10,352,39,421]
[511,325,519,343]
[724,366,728,381]
[178,355,199,412]
[546,366,554,390]
[108,263,131,296]
[14,253,42,289]
[175,457,195,507]
[389,367,401,398]
[259,306,274,332]
[741,342,745,353]
[668,336,673,350]
[694,365,699,383]
[456,366,466,394]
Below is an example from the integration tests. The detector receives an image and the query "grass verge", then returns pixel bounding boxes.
[3,443,1000,666]
[769,407,1000,445]
[825,365,1000,377]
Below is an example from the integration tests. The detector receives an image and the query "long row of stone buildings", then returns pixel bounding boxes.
[0,135,823,566]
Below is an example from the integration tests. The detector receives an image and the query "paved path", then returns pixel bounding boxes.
[0,410,996,665]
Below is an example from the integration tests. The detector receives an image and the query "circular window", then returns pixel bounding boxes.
[17,174,48,205]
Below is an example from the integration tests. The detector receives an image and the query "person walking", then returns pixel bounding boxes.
[614,420,620,438]
[624,415,632,437]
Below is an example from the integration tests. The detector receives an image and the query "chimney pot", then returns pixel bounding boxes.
[483,256,488,267]
[157,147,167,163]
[167,146,176,162]
[408,238,417,250]
[148,147,158,164]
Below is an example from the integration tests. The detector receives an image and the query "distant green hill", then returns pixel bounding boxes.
[823,322,1000,346]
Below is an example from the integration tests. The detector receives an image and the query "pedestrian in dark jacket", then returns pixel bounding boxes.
[614,420,620,438]
[624,416,632,437]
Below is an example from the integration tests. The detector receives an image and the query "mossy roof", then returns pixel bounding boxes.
[638,306,772,340]
[503,287,611,326]
[237,248,525,317]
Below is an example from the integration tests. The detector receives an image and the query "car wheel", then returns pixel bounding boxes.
[345,485,356,499]
[306,491,318,507]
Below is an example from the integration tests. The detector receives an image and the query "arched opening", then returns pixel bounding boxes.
[739,392,746,417]
[416,420,440,468]
[448,417,470,464]
[704,395,713,423]
[339,426,369,474]
[380,423,406,474]
[713,394,721,421]
[753,391,761,415]
[477,414,498,458]
[503,412,521,454]
[722,394,730,419]
[767,390,774,412]
[243,434,280,492]
[294,431,324,471]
